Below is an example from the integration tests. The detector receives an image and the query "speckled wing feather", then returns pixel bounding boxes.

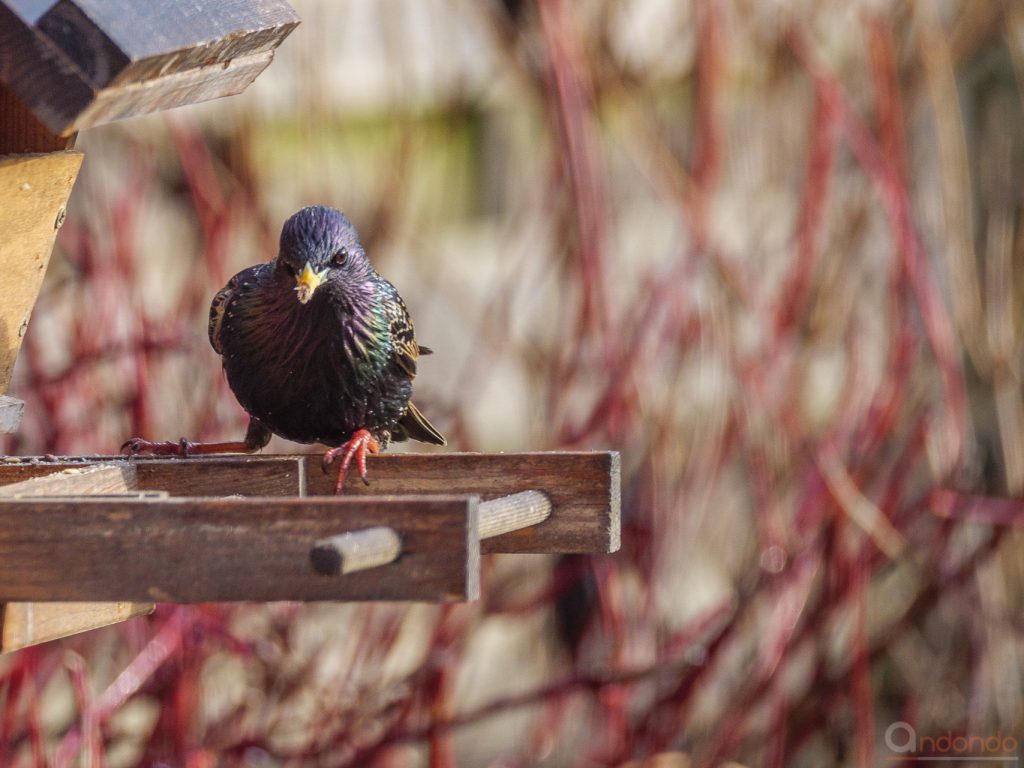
[381,281,421,378]
[208,265,261,355]
[378,279,446,445]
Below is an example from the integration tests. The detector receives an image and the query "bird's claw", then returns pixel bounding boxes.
[322,430,380,493]
[121,437,194,457]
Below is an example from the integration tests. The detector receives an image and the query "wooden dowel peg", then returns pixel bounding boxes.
[478,490,551,540]
[310,526,402,576]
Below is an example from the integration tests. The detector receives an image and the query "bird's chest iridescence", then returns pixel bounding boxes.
[218,284,410,445]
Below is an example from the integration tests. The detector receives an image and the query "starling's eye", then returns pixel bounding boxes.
[333,247,348,266]
[281,261,296,277]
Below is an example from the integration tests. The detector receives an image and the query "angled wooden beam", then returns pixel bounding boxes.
[0,496,479,602]
[1,602,153,654]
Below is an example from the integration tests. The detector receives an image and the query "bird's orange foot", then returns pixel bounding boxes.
[322,429,381,494]
[122,437,196,457]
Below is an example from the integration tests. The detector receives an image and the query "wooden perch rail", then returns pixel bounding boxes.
[0,451,620,553]
[0,496,479,602]
[0,451,617,622]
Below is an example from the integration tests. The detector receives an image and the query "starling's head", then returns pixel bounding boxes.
[276,206,371,305]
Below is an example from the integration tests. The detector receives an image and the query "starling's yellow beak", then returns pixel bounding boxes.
[295,263,329,304]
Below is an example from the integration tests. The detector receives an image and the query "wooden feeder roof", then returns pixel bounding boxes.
[0,0,299,139]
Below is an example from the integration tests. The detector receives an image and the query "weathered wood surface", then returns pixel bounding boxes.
[0,0,299,135]
[0,462,151,654]
[0,463,136,496]
[0,396,24,434]
[0,150,82,392]
[0,456,303,496]
[304,452,621,555]
[0,496,479,602]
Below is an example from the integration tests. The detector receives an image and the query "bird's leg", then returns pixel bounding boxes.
[122,419,272,457]
[322,429,381,493]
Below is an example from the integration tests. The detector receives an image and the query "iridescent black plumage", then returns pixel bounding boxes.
[209,205,444,450]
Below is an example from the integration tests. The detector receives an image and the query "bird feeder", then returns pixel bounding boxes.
[0,0,621,653]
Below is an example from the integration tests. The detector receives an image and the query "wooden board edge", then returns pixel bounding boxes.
[0,601,154,653]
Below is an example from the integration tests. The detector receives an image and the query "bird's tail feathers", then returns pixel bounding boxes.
[397,400,446,445]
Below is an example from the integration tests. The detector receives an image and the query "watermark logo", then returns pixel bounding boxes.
[885,721,1019,762]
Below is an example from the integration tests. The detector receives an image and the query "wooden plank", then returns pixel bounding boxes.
[51,0,300,87]
[73,50,279,132]
[304,452,621,555]
[0,463,136,496]
[1,602,153,654]
[0,496,479,602]
[0,395,24,434]
[132,456,303,496]
[0,150,83,392]
[0,456,303,496]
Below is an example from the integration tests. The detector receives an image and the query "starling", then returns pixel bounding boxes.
[124,205,446,491]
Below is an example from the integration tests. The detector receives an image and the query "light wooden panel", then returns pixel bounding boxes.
[0,496,479,602]
[0,150,83,392]
[1,602,153,654]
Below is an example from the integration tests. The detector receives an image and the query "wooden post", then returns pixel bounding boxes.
[0,464,153,653]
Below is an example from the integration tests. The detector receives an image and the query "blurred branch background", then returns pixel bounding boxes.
[2,0,1024,765]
